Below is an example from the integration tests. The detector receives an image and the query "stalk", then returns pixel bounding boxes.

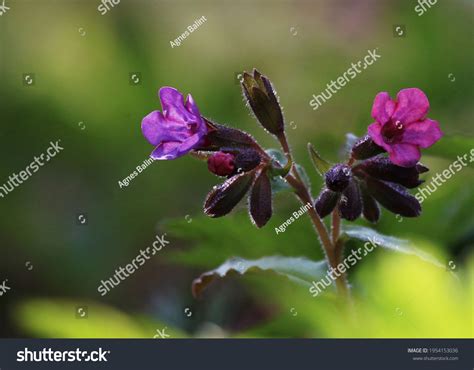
[278,133,350,298]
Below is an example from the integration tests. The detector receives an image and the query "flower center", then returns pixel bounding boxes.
[381,120,404,144]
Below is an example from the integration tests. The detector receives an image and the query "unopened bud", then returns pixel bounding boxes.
[325,164,352,192]
[208,152,235,176]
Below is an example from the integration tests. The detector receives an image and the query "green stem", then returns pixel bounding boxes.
[331,210,341,245]
[277,133,350,299]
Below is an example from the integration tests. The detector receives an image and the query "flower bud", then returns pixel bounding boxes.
[250,170,273,228]
[416,163,429,174]
[338,179,362,221]
[315,188,339,218]
[202,118,258,150]
[204,171,255,218]
[325,164,352,192]
[208,152,235,176]
[360,184,380,223]
[365,176,421,217]
[354,156,424,189]
[241,69,284,136]
[233,148,261,173]
[351,134,385,160]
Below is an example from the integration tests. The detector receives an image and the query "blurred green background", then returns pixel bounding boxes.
[0,0,472,338]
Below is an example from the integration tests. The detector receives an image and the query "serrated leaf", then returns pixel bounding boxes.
[192,256,328,297]
[343,225,444,268]
[308,143,331,177]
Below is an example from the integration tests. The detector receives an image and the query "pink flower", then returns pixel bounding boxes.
[368,88,443,167]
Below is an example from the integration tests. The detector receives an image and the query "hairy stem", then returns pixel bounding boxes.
[331,210,341,245]
[278,133,350,298]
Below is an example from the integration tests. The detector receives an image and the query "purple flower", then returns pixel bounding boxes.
[368,88,443,167]
[141,87,208,160]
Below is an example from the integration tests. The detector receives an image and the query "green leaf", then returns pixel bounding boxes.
[164,214,325,269]
[269,175,292,194]
[307,143,331,177]
[266,148,287,167]
[192,256,328,297]
[266,148,292,192]
[343,225,444,268]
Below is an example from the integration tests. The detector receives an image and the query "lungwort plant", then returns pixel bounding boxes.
[141,69,443,300]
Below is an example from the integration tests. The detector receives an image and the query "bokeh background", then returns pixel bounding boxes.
[0,0,473,338]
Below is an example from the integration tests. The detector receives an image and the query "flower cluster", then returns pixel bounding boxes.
[315,156,428,222]
[140,71,289,227]
[315,88,442,222]
[141,74,442,227]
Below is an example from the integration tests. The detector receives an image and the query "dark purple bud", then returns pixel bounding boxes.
[416,163,429,174]
[315,188,340,218]
[241,69,284,136]
[325,164,352,193]
[249,170,273,228]
[360,184,380,223]
[204,171,255,218]
[365,176,421,217]
[338,179,362,221]
[201,118,258,150]
[351,134,385,160]
[233,148,262,173]
[354,156,423,189]
[207,152,235,177]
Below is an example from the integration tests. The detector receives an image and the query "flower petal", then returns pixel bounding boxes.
[185,94,201,117]
[371,92,395,125]
[389,143,421,167]
[141,110,165,146]
[151,141,183,160]
[176,134,203,155]
[368,122,392,152]
[159,87,196,123]
[402,119,443,148]
[392,88,429,124]
[142,110,191,145]
[150,133,204,160]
